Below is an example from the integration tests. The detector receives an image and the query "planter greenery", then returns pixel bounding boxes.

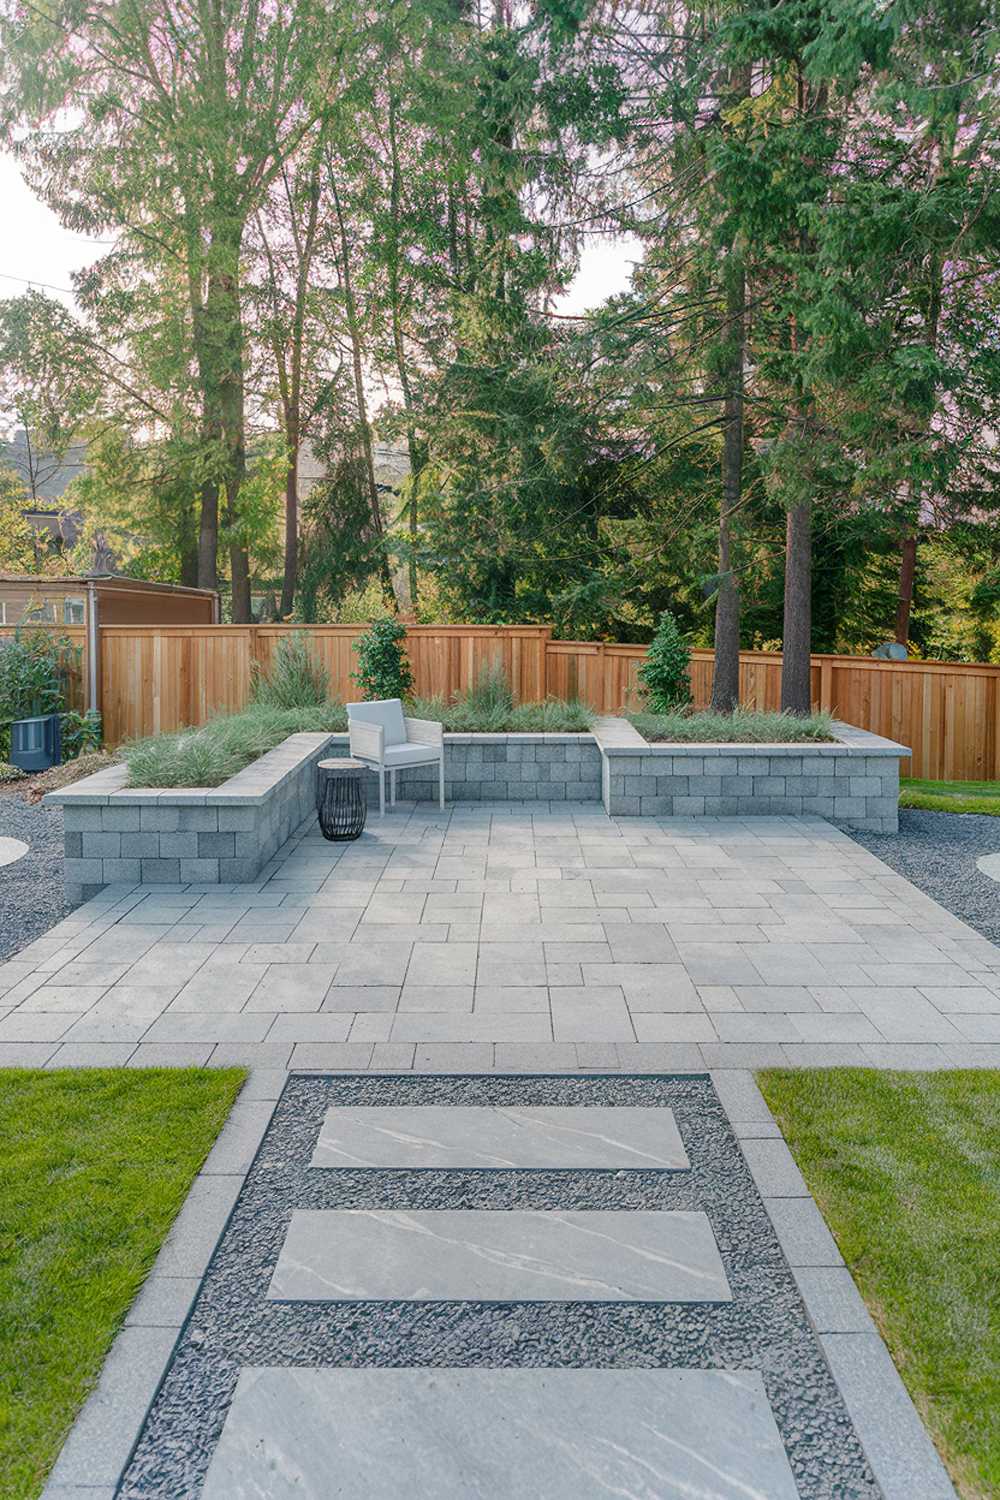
[251,633,329,709]
[637,610,691,711]
[351,618,414,700]
[125,703,348,788]
[627,707,835,743]
[411,662,592,733]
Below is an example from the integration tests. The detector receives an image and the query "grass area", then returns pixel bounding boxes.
[627,706,835,743]
[124,702,349,786]
[0,1068,245,1500]
[900,777,1000,815]
[758,1068,1000,1500]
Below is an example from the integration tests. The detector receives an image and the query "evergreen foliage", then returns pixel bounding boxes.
[351,619,414,701]
[638,612,692,712]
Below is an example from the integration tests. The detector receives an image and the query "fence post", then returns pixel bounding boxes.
[818,657,834,713]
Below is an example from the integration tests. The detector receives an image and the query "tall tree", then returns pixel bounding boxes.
[1,0,353,616]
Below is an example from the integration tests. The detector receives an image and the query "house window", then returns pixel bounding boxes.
[63,597,85,625]
[21,600,56,624]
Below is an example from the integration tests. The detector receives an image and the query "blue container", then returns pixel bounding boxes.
[10,714,62,772]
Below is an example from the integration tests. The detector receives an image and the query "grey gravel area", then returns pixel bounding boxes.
[852,808,1000,946]
[0,793,72,961]
[118,1073,879,1500]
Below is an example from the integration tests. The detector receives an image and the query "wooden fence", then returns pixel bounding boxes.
[7,620,1000,781]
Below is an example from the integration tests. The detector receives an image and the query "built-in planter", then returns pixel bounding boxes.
[594,718,908,832]
[46,718,909,899]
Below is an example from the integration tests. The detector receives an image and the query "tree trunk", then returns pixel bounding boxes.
[329,171,397,610]
[781,500,813,713]
[180,541,200,589]
[710,248,744,713]
[280,459,298,619]
[895,534,917,645]
[387,90,425,608]
[197,478,219,590]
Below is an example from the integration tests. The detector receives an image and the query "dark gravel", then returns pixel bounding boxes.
[852,807,1000,945]
[0,793,72,961]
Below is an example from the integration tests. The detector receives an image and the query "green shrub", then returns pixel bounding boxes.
[637,611,691,711]
[0,629,74,721]
[252,633,329,708]
[352,618,414,700]
[124,702,347,788]
[0,761,26,783]
[628,707,834,743]
[61,709,103,760]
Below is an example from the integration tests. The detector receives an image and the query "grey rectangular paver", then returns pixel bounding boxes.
[311,1105,689,1170]
[269,1209,730,1302]
[822,1334,958,1499]
[200,1367,798,1500]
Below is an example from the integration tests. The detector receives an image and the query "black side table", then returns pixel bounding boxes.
[315,758,368,842]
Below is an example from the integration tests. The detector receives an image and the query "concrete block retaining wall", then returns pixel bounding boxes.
[597,720,907,833]
[47,719,908,896]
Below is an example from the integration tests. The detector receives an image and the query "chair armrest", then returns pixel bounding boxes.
[349,720,385,763]
[404,716,444,749]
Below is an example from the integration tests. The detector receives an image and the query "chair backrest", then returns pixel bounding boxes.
[346,698,407,746]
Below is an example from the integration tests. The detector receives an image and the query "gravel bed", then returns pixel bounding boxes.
[852,807,1000,946]
[120,1073,878,1500]
[0,793,72,961]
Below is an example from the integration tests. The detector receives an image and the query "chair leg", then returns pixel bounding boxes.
[391,768,397,806]
[439,755,445,810]
[379,768,385,817]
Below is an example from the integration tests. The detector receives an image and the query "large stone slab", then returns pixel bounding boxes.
[201,1366,799,1499]
[268,1208,731,1302]
[311,1104,690,1170]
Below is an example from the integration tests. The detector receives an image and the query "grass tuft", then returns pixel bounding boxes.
[124,702,348,787]
[0,1067,244,1500]
[627,706,835,743]
[758,1068,1000,1500]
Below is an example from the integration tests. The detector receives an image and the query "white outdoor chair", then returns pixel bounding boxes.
[346,698,445,815]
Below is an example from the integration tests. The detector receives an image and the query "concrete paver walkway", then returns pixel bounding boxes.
[6,803,986,1498]
[3,803,1000,1071]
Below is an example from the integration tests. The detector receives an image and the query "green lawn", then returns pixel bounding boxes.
[758,1069,1000,1500]
[0,1068,245,1500]
[900,777,1000,814]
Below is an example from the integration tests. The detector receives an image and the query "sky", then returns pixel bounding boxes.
[1,153,642,317]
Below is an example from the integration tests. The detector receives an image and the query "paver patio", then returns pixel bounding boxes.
[3,802,1000,1072]
[7,801,991,1498]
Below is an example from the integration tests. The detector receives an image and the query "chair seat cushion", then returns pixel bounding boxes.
[382,743,443,768]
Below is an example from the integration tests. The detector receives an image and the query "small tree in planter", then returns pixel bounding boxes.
[352,618,414,700]
[638,610,692,711]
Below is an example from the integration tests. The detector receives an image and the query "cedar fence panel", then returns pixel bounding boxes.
[90,622,1000,781]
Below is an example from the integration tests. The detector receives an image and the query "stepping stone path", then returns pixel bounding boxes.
[116,1073,885,1498]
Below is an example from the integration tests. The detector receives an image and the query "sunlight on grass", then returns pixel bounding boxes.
[0,1068,245,1500]
[900,778,1000,815]
[759,1068,1000,1500]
